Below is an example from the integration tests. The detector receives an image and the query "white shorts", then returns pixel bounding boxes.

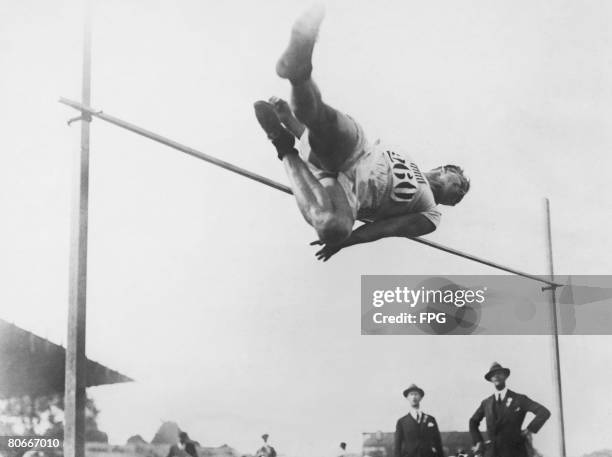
[298,123,391,221]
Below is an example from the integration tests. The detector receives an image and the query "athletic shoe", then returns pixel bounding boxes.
[253,101,296,158]
[276,4,326,81]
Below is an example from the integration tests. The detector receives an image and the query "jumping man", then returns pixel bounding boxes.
[254,5,470,261]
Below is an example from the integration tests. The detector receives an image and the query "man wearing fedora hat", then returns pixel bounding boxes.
[469,362,551,457]
[394,384,444,457]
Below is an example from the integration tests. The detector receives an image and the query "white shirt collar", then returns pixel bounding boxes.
[409,408,422,421]
[494,387,508,402]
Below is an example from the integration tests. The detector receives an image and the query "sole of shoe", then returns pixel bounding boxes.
[253,101,283,140]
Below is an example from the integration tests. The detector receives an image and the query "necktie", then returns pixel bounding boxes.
[494,395,503,421]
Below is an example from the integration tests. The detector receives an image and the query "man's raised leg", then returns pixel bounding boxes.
[276,4,361,172]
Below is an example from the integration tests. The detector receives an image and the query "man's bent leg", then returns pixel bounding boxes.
[282,153,354,244]
[277,5,360,171]
[291,79,360,172]
[254,94,353,243]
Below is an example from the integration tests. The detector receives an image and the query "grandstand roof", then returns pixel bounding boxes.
[0,319,132,398]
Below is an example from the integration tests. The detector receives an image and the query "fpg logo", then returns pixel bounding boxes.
[419,312,447,324]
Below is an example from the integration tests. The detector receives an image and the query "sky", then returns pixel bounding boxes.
[1,1,612,456]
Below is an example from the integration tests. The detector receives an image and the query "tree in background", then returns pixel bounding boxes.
[0,394,108,442]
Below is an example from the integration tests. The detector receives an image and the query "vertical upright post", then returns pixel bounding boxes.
[65,1,92,457]
[545,198,566,457]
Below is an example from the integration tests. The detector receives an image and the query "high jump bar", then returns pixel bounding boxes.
[59,97,563,288]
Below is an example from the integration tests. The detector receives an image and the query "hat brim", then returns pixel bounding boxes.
[403,387,425,398]
[484,367,510,381]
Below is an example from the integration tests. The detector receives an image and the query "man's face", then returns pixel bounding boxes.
[491,371,508,389]
[437,171,465,206]
[406,391,422,408]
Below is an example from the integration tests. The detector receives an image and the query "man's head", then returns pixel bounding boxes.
[489,370,508,390]
[406,390,422,408]
[179,432,188,444]
[484,362,510,390]
[427,165,470,206]
[402,384,424,408]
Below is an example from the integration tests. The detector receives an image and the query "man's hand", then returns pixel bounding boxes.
[310,240,343,261]
[471,442,484,457]
[269,96,293,124]
[522,429,533,442]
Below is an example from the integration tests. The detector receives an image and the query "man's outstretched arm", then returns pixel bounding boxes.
[313,213,436,261]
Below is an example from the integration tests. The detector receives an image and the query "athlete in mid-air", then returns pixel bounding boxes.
[254,4,470,261]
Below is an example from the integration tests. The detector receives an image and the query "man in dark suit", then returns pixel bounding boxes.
[394,384,445,457]
[469,362,551,457]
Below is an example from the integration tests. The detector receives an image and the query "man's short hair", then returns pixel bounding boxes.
[442,164,470,199]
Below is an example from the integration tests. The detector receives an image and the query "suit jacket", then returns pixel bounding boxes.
[394,412,444,457]
[469,390,550,457]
